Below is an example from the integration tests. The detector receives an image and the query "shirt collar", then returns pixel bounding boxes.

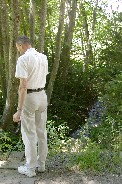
[25,48,36,54]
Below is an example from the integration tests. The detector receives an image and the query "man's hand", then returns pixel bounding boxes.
[13,111,21,122]
[13,78,27,123]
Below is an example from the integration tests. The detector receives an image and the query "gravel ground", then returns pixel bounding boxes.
[1,167,122,184]
[1,152,122,184]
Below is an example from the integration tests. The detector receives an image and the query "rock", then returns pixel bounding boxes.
[0,151,25,169]
[88,180,99,184]
[8,151,25,161]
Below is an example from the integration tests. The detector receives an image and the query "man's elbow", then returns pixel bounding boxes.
[19,86,27,93]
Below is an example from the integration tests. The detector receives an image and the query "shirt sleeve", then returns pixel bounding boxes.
[15,57,28,78]
[45,55,48,75]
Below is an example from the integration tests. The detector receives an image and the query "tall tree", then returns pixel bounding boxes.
[38,0,47,52]
[0,0,9,99]
[1,0,20,130]
[29,0,35,46]
[60,0,77,87]
[47,0,66,104]
[80,0,98,69]
[0,11,6,101]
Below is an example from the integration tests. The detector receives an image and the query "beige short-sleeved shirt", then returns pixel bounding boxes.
[15,48,48,89]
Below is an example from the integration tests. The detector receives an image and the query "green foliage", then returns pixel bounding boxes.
[70,72,122,174]
[1,121,122,175]
[72,142,102,173]
[48,20,122,134]
[0,120,70,158]
[89,73,122,149]
[0,130,24,158]
[47,120,69,155]
[104,74,122,121]
[69,140,122,175]
[89,118,121,150]
[51,134,122,175]
[49,62,98,133]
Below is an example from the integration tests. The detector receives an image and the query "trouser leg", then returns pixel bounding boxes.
[21,110,37,169]
[35,108,48,166]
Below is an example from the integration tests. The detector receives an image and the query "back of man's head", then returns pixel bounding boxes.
[16,36,31,45]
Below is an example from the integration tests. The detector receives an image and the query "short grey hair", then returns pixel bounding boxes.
[16,36,31,45]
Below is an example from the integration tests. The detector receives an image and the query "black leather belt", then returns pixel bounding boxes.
[27,88,44,94]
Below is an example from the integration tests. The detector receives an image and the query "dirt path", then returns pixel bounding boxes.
[0,152,122,184]
[1,167,122,184]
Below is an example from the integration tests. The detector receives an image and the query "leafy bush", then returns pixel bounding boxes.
[88,74,122,150]
[0,120,70,158]
[47,120,69,155]
[68,139,122,175]
[49,64,98,134]
[0,130,24,159]
[104,74,122,123]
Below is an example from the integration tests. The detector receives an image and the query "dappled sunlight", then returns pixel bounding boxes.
[0,160,7,167]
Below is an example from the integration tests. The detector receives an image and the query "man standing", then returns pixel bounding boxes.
[13,36,48,177]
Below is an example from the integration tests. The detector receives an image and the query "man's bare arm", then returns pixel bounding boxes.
[13,78,27,122]
[18,78,28,110]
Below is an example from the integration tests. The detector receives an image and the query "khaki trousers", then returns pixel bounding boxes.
[21,90,48,169]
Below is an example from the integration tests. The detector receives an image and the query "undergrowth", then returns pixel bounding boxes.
[0,120,122,175]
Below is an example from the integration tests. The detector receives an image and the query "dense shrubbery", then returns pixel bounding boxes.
[1,117,122,174]
[48,29,122,134]
[68,140,122,175]
[0,120,69,158]
[48,63,98,134]
[47,120,70,154]
[0,130,24,158]
[88,73,122,149]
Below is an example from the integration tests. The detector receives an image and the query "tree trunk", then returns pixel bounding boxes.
[80,1,92,68]
[80,0,98,69]
[92,0,98,34]
[19,0,28,36]
[0,0,9,93]
[91,0,98,63]
[38,0,47,53]
[60,0,77,88]
[0,8,7,101]
[29,0,35,46]
[0,0,20,130]
[47,0,66,104]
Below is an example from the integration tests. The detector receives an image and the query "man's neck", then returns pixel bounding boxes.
[22,45,32,54]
